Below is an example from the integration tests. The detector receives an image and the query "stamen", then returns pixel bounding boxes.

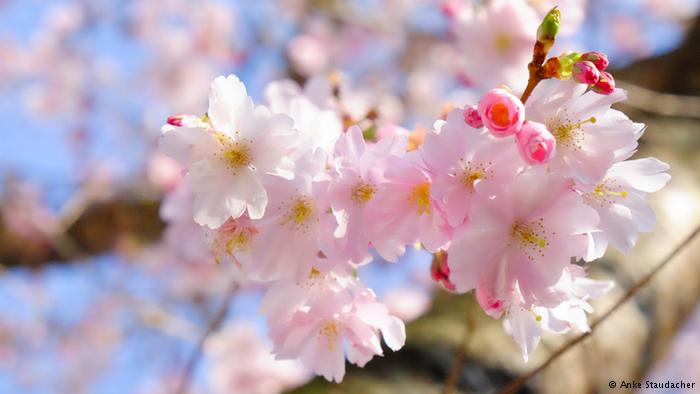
[318,321,340,350]
[549,115,596,150]
[351,183,376,206]
[584,179,629,206]
[409,182,432,215]
[282,197,314,226]
[280,196,316,232]
[494,33,511,54]
[214,132,253,173]
[510,219,549,261]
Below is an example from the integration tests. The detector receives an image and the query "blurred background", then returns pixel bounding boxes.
[1,0,699,393]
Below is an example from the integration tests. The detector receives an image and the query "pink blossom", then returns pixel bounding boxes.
[525,80,642,185]
[265,272,405,382]
[159,75,297,228]
[462,104,483,128]
[205,322,310,394]
[592,71,616,95]
[265,78,342,158]
[515,121,556,164]
[572,61,601,85]
[327,126,408,263]
[580,51,609,71]
[240,152,343,281]
[453,0,538,92]
[448,167,599,306]
[580,157,670,260]
[369,155,450,261]
[501,265,613,360]
[477,88,525,137]
[421,109,522,227]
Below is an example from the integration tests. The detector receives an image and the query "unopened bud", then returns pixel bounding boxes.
[572,61,601,85]
[477,88,525,137]
[516,121,556,164]
[536,7,560,53]
[463,104,483,128]
[581,51,609,71]
[592,71,615,95]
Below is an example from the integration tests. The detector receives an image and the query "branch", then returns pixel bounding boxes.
[0,196,164,268]
[443,297,474,394]
[617,80,700,119]
[498,223,700,394]
[175,281,238,394]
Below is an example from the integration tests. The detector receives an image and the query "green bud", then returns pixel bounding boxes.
[557,52,581,80]
[536,7,560,52]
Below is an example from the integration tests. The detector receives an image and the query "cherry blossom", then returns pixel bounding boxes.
[448,167,599,305]
[159,75,296,228]
[525,80,643,185]
[421,109,522,227]
[580,158,671,260]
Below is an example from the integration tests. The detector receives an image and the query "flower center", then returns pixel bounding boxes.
[409,182,432,215]
[224,145,251,168]
[549,115,596,151]
[511,219,548,261]
[281,196,316,231]
[489,102,511,127]
[215,132,253,173]
[494,32,511,54]
[318,320,341,351]
[351,183,376,206]
[583,179,628,206]
[212,221,257,265]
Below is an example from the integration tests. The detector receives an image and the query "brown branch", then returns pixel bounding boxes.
[175,281,238,394]
[498,223,700,394]
[443,297,474,394]
[617,81,700,119]
[0,197,164,268]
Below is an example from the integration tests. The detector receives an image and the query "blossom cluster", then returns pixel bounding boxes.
[159,67,669,378]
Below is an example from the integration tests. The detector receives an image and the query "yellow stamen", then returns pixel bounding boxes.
[463,170,485,188]
[512,223,547,249]
[550,116,596,149]
[225,230,251,253]
[351,183,376,206]
[495,32,511,54]
[409,182,432,215]
[319,321,340,350]
[282,197,315,228]
[223,146,251,168]
[309,267,321,278]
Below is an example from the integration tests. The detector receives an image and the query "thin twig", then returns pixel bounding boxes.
[444,297,474,394]
[498,224,700,394]
[617,81,700,119]
[175,281,238,394]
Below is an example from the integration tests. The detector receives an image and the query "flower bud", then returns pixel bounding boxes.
[581,51,609,71]
[462,104,483,128]
[572,61,601,85]
[516,121,556,164]
[166,114,199,128]
[536,7,560,53]
[431,252,456,291]
[592,71,615,95]
[477,88,525,137]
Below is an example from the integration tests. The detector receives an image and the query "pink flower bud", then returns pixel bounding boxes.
[166,114,199,127]
[572,61,601,85]
[581,51,609,71]
[477,88,525,137]
[592,71,615,95]
[462,104,483,128]
[516,121,556,164]
[431,256,456,291]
